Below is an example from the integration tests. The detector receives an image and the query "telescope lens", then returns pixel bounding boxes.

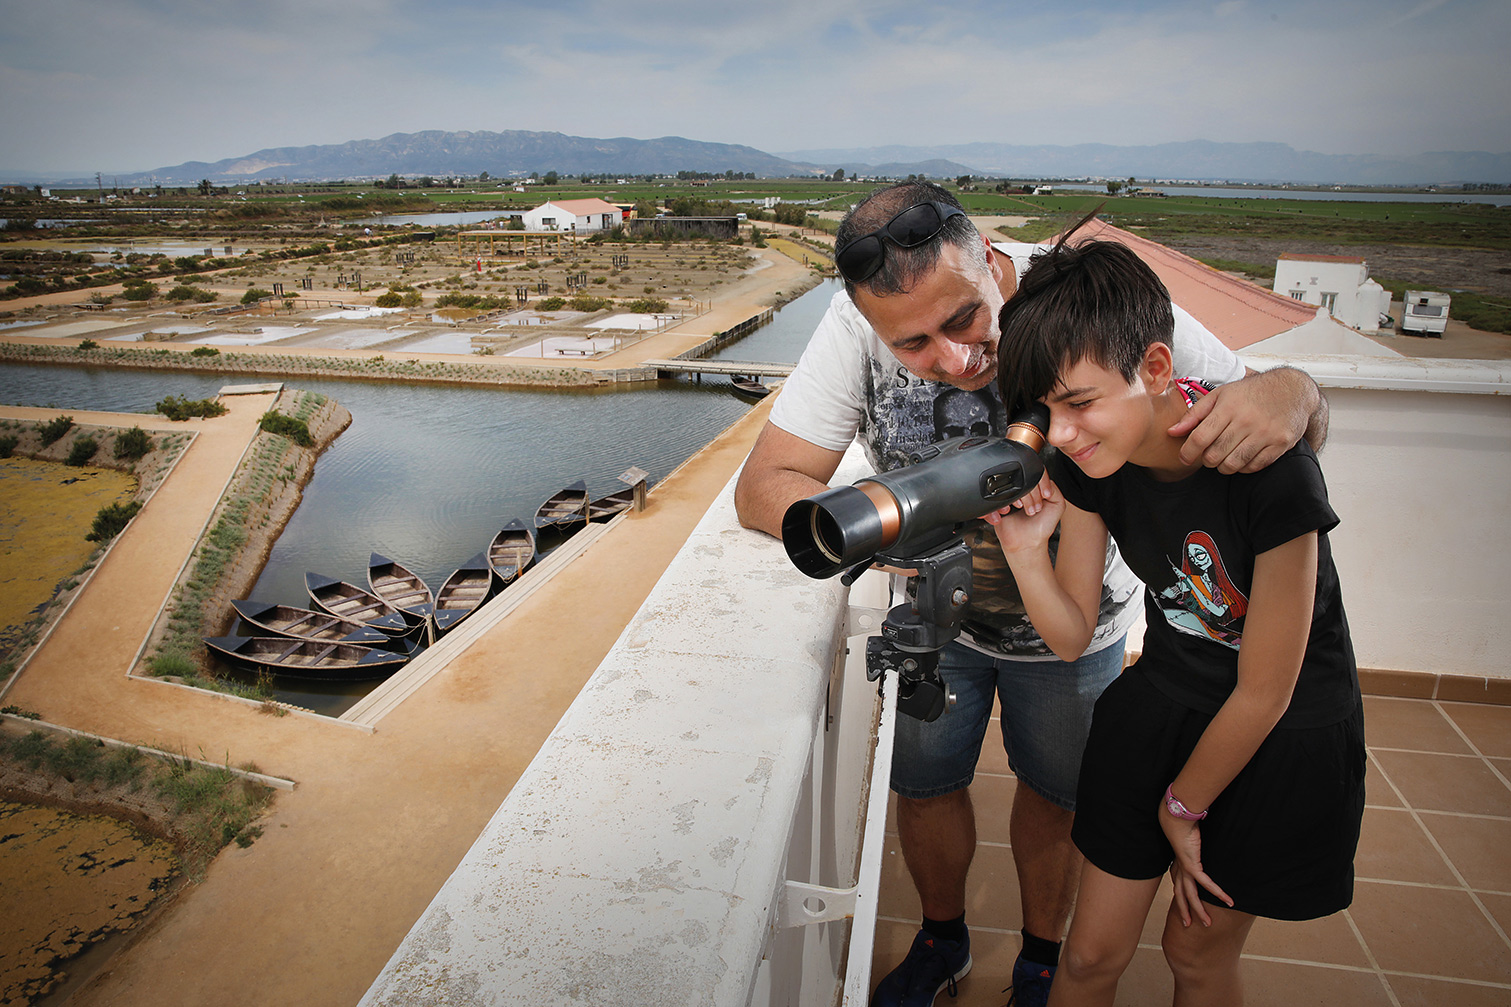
[810,508,846,566]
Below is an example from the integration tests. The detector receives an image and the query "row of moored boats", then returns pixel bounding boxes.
[204,480,635,681]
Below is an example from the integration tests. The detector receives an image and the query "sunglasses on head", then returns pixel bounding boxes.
[834,201,967,284]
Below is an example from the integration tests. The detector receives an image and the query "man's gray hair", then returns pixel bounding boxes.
[835,180,987,298]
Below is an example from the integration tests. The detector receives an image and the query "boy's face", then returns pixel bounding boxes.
[1043,353,1160,478]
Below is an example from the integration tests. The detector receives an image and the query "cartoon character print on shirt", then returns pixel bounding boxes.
[1156,530,1249,650]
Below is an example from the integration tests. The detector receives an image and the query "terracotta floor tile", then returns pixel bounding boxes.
[1355,807,1458,886]
[969,771,1017,845]
[1387,974,1511,1006]
[1478,891,1511,938]
[1370,749,1511,817]
[1364,756,1403,808]
[1418,812,1511,892]
[978,714,1011,776]
[1237,959,1395,1007]
[1246,909,1372,968]
[1364,696,1472,754]
[1348,881,1511,983]
[1440,701,1511,758]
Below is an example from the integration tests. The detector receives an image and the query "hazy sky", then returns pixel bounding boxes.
[1,0,1505,175]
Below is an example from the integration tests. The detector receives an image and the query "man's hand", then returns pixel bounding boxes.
[1168,366,1326,474]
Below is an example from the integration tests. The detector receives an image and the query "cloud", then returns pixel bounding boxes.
[0,0,1504,176]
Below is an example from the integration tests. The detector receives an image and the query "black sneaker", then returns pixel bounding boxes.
[871,928,972,1007]
[1001,952,1055,1007]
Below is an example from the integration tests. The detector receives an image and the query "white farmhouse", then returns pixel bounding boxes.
[521,198,624,234]
[1273,253,1392,334]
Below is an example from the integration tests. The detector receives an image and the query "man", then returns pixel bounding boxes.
[734,182,1325,1007]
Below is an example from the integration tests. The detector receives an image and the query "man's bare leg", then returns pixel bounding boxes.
[1011,785,1080,941]
[896,788,977,919]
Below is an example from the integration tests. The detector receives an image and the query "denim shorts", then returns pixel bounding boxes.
[889,635,1126,809]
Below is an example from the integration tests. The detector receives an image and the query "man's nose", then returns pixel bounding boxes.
[933,338,972,374]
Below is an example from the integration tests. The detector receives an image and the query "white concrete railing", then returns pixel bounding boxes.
[361,448,889,1006]
[1241,355,1510,679]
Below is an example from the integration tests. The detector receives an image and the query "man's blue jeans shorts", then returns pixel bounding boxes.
[889,635,1126,810]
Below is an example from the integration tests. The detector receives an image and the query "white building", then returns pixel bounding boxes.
[1273,253,1392,334]
[521,198,624,233]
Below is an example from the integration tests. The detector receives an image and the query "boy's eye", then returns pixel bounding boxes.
[1067,399,1092,410]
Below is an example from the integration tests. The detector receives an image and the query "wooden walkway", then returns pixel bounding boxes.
[640,358,794,378]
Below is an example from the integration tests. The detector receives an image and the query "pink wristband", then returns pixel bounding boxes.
[1164,784,1207,821]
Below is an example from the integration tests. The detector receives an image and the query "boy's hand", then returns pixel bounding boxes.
[1169,368,1315,473]
[984,477,1064,557]
[1161,814,1234,927]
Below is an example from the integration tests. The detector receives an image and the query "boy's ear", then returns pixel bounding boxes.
[1140,342,1174,394]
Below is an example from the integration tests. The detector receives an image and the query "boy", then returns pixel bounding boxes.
[983,235,1365,1006]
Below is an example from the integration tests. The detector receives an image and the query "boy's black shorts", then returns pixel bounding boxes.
[1071,665,1366,921]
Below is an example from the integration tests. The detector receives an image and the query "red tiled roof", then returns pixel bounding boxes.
[544,198,621,216]
[1070,219,1319,352]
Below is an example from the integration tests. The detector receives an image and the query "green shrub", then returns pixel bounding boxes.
[0,435,16,458]
[240,287,271,305]
[568,294,611,312]
[156,395,228,421]
[189,345,220,357]
[114,426,153,460]
[38,415,73,445]
[66,436,98,466]
[536,296,566,311]
[122,281,158,301]
[374,291,403,307]
[259,410,314,447]
[167,284,218,303]
[87,500,142,541]
[78,338,99,350]
[627,297,669,313]
[400,290,423,307]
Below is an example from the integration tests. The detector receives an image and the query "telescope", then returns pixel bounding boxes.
[779,402,1050,722]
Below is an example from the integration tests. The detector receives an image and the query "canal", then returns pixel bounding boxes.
[0,279,840,714]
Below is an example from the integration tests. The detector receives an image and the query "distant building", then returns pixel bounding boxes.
[1272,254,1392,334]
[521,198,624,233]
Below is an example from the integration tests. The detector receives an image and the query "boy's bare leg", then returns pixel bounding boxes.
[1048,865,1160,1007]
[1162,901,1256,1007]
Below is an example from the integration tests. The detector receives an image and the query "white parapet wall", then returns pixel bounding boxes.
[361,449,883,1006]
[1242,355,1511,679]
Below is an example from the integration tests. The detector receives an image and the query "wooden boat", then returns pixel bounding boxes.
[305,572,415,635]
[204,635,409,681]
[368,552,435,620]
[487,519,536,587]
[230,598,393,649]
[588,486,635,523]
[433,552,494,634]
[534,480,589,536]
[731,376,771,400]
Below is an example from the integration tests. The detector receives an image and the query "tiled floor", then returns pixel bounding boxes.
[872,695,1511,1006]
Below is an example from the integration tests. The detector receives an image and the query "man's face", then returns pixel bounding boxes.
[851,238,1004,392]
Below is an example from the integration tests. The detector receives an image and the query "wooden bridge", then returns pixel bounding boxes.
[640,358,794,379]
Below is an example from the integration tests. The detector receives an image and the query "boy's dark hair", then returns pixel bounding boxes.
[834,180,985,298]
[996,211,1175,410]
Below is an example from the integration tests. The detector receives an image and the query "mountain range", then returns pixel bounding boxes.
[35,130,1511,187]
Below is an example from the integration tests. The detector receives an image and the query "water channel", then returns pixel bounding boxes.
[0,279,840,714]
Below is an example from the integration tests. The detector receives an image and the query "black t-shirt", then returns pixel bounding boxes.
[1050,440,1359,728]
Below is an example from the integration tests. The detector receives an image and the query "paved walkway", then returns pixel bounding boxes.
[3,383,777,1005]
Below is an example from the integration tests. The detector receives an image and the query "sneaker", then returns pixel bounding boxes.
[871,928,972,1007]
[1001,953,1055,1007]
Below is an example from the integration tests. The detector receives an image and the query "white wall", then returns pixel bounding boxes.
[1274,258,1379,331]
[1243,354,1511,678]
